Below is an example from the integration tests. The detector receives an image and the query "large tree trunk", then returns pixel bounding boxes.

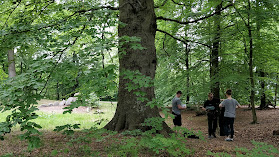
[105,0,172,134]
[8,49,16,78]
[248,0,257,124]
[210,2,222,99]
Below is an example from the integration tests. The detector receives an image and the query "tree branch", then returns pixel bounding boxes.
[157,29,211,48]
[3,5,117,37]
[1,0,22,30]
[156,3,233,25]
[39,17,90,95]
[231,2,249,27]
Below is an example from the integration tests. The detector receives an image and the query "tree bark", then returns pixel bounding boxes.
[247,0,257,124]
[105,0,172,134]
[185,44,190,104]
[8,49,16,78]
[210,2,222,99]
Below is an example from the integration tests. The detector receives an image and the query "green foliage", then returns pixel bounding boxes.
[87,92,101,108]
[122,70,154,102]
[118,36,146,56]
[121,129,143,136]
[54,124,80,136]
[141,117,165,133]
[140,134,192,156]
[155,0,279,108]
[0,0,278,155]
[50,150,58,156]
[0,154,14,157]
[106,131,192,156]
[107,137,140,156]
[207,141,279,157]
[0,72,43,149]
[235,141,279,157]
[0,68,8,83]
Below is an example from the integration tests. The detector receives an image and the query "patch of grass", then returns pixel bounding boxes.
[0,101,116,130]
[33,112,110,130]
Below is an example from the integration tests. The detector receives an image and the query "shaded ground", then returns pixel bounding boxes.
[0,107,278,156]
[165,107,279,156]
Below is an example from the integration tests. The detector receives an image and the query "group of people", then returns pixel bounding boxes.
[172,89,241,142]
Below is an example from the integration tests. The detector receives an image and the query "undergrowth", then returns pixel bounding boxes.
[207,140,279,157]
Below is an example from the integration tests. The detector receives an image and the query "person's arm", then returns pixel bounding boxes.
[201,106,206,111]
[235,100,241,108]
[219,102,223,108]
[236,103,241,108]
[202,101,207,111]
[176,99,186,110]
[178,104,186,110]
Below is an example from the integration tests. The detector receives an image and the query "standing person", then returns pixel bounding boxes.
[172,91,186,127]
[219,104,225,136]
[203,93,221,138]
[219,89,241,141]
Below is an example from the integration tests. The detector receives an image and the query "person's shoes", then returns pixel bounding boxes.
[225,137,233,141]
[208,135,213,139]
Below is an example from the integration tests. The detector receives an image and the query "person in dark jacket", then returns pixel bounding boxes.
[202,93,221,138]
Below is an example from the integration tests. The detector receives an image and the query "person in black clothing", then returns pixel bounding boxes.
[202,93,221,138]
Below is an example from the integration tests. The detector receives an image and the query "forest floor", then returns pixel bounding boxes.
[0,106,278,156]
[165,107,279,156]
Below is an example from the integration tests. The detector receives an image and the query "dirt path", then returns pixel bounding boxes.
[165,108,279,155]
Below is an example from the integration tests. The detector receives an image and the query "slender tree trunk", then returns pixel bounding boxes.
[185,44,190,104]
[259,71,267,109]
[247,0,257,124]
[105,0,172,134]
[20,62,23,74]
[275,74,278,106]
[71,52,79,96]
[255,0,267,109]
[56,82,60,100]
[101,31,105,70]
[8,49,16,78]
[210,2,222,99]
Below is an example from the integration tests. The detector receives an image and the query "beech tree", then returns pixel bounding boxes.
[104,0,172,134]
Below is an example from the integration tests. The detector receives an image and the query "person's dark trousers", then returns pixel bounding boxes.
[219,114,225,136]
[172,112,182,126]
[224,117,235,138]
[208,115,217,136]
